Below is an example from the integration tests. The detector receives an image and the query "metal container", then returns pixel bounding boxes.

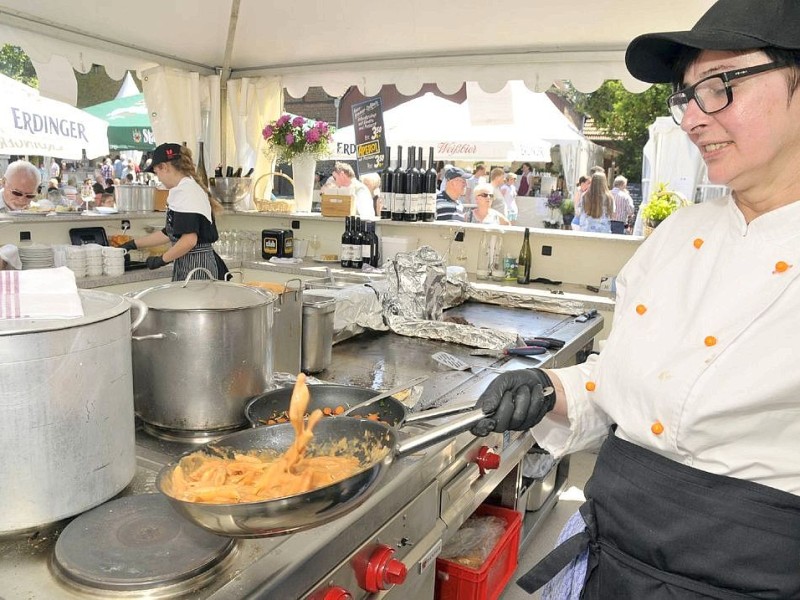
[301,294,336,373]
[0,290,145,534]
[210,177,252,207]
[131,270,275,434]
[115,184,155,212]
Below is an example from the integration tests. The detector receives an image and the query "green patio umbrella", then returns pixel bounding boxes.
[83,93,155,151]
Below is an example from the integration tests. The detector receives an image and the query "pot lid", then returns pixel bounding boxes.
[135,279,274,310]
[0,289,131,336]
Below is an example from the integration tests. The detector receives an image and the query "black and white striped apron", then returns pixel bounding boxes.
[170,242,218,281]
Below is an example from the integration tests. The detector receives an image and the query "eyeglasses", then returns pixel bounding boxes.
[475,193,493,198]
[10,189,37,199]
[667,62,783,125]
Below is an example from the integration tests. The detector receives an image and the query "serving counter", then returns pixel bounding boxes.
[0,297,601,599]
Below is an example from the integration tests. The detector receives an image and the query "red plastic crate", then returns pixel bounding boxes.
[435,504,522,600]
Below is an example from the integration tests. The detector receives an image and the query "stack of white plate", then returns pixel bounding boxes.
[64,246,86,277]
[19,244,54,270]
[101,246,126,276]
[83,244,104,277]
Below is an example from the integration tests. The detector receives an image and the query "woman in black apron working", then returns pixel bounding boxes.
[121,143,227,281]
[472,1,800,597]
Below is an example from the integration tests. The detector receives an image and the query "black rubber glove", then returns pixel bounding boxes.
[471,369,556,437]
[146,255,167,269]
[120,240,137,251]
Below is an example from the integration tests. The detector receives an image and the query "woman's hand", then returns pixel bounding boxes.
[471,369,557,437]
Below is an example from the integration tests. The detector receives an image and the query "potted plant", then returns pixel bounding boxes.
[641,183,688,235]
[560,198,575,229]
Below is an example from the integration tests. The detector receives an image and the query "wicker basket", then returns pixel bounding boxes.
[252,172,297,213]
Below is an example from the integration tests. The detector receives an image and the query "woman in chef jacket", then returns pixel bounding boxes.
[122,143,226,281]
[472,1,800,597]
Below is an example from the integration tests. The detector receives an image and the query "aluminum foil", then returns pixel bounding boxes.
[383,246,446,321]
[445,266,470,309]
[466,284,583,315]
[385,313,518,348]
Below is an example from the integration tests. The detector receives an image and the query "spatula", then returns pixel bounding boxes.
[341,375,429,416]
[431,351,505,373]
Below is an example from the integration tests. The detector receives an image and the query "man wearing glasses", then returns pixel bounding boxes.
[1,160,41,211]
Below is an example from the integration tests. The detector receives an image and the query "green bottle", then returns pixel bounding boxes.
[517,228,532,284]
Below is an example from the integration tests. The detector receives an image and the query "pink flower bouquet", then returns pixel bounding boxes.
[262,114,333,162]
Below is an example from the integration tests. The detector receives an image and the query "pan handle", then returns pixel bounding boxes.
[395,409,486,457]
[127,297,149,332]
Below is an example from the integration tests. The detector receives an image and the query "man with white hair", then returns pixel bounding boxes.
[610,175,635,234]
[1,160,41,211]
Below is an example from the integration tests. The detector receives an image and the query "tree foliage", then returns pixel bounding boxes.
[564,81,671,181]
[0,44,37,87]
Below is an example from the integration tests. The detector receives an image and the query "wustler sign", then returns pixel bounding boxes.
[350,97,386,176]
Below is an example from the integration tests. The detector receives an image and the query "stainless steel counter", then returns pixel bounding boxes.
[0,302,602,599]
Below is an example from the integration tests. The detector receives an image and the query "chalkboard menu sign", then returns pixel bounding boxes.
[351,97,386,176]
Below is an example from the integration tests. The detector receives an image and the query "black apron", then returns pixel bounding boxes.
[519,433,800,599]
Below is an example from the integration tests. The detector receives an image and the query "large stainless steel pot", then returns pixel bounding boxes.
[0,290,146,535]
[131,269,276,434]
[115,184,155,212]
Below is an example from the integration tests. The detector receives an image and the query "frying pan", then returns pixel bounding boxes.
[156,409,486,537]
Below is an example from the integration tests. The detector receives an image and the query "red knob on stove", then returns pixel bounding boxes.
[362,544,408,592]
[321,587,352,600]
[475,445,500,475]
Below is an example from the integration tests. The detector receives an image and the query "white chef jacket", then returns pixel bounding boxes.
[533,195,800,495]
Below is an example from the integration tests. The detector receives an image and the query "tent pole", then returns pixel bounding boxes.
[218,0,242,168]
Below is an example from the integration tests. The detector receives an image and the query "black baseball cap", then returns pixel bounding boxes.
[144,143,183,172]
[626,0,800,83]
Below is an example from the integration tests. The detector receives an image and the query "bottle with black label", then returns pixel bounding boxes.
[517,228,532,284]
[422,147,437,222]
[403,146,419,222]
[380,146,393,220]
[351,217,363,269]
[391,145,405,221]
[340,216,351,268]
[360,219,372,266]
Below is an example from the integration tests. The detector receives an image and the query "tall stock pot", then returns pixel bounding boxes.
[0,290,145,535]
[131,269,275,434]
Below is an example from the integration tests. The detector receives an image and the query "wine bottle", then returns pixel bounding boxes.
[196,141,209,188]
[360,219,372,266]
[244,167,254,177]
[233,167,243,177]
[340,216,351,268]
[380,146,393,220]
[351,217,363,269]
[214,165,223,178]
[517,228,532,284]
[391,145,405,221]
[403,146,418,222]
[422,147,437,222]
[367,221,380,267]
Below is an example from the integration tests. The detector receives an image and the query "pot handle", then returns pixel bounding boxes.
[132,330,178,342]
[128,297,149,332]
[181,267,215,287]
[395,408,486,457]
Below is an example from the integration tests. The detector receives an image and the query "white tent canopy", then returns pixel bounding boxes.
[0,73,109,159]
[332,92,554,164]
[0,0,714,175]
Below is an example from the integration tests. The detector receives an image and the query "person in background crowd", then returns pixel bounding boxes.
[49,158,60,180]
[517,162,533,196]
[120,143,226,281]
[571,175,591,229]
[576,172,614,233]
[0,160,41,211]
[104,178,115,194]
[360,172,382,216]
[101,158,113,183]
[489,167,508,217]
[92,182,105,204]
[464,163,486,205]
[474,1,800,597]
[113,155,124,179]
[466,182,511,225]
[609,175,635,234]
[330,162,375,218]
[47,178,59,192]
[436,166,468,221]
[502,172,519,223]
[99,193,116,208]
